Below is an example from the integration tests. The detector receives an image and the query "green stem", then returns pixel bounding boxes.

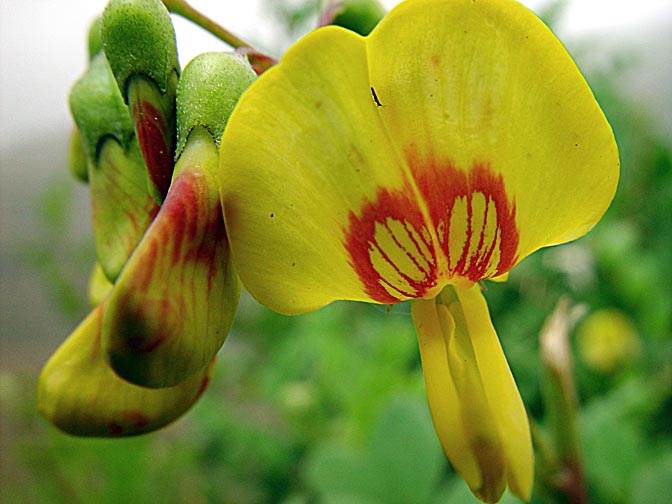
[161,0,251,49]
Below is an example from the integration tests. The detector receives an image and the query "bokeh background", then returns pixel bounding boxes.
[1,0,670,502]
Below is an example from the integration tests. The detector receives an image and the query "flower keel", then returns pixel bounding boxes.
[413,285,533,502]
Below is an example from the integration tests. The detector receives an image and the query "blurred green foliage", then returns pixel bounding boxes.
[1,2,671,503]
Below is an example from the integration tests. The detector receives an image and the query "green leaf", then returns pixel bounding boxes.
[630,451,672,504]
[368,395,444,504]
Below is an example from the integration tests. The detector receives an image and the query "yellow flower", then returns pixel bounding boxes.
[219,0,619,501]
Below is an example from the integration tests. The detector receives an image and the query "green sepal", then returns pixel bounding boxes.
[175,52,256,159]
[69,52,134,162]
[321,0,387,36]
[102,0,179,99]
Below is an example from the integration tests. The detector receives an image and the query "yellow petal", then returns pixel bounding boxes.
[104,128,240,387]
[37,304,213,437]
[413,285,533,502]
[412,298,482,490]
[221,27,411,314]
[368,0,619,261]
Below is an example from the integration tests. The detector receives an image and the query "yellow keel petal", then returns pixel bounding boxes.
[452,285,533,500]
[413,285,533,502]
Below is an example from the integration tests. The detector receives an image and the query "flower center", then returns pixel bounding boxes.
[343,158,519,304]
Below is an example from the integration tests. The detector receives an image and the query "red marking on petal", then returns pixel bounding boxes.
[345,183,438,303]
[133,101,174,199]
[344,155,518,303]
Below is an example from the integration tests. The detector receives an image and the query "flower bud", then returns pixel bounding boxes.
[69,53,159,282]
[37,304,213,437]
[319,0,387,35]
[176,52,257,157]
[101,53,254,388]
[576,308,640,374]
[103,0,180,202]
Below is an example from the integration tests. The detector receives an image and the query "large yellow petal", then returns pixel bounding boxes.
[220,27,411,314]
[37,304,213,437]
[368,0,619,261]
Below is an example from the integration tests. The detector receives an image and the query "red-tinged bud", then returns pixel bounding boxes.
[103,0,179,203]
[37,303,214,437]
[69,53,159,282]
[103,128,240,387]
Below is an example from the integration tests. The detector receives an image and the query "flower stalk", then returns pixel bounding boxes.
[160,0,277,73]
[539,299,589,504]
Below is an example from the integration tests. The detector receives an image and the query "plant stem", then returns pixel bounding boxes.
[161,0,277,74]
[539,298,590,504]
[161,0,251,49]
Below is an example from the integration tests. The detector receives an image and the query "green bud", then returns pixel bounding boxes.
[102,0,179,98]
[175,52,257,159]
[320,0,387,36]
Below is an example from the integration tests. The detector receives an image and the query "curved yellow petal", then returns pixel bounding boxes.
[221,27,409,314]
[368,0,619,261]
[37,304,213,437]
[104,128,240,387]
[413,285,533,503]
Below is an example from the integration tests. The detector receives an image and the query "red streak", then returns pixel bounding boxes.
[133,101,174,199]
[343,154,519,303]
